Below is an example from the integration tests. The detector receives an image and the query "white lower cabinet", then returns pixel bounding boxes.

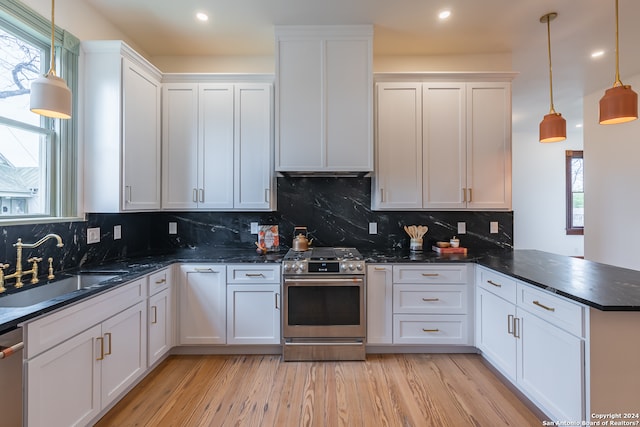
[26,300,146,427]
[391,264,472,345]
[366,265,393,344]
[148,267,173,366]
[475,266,585,422]
[227,284,280,344]
[178,264,226,344]
[226,264,281,345]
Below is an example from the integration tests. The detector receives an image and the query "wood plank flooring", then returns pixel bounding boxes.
[94,353,542,427]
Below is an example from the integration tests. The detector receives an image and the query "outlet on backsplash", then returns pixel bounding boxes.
[87,227,100,244]
[114,225,122,240]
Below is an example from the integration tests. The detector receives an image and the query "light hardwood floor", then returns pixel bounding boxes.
[95,353,542,427]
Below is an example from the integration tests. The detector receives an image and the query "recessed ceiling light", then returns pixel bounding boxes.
[196,12,209,22]
[438,10,451,20]
[591,50,605,58]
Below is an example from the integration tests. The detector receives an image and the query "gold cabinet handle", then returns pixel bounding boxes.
[275,293,280,310]
[151,306,158,324]
[533,300,555,312]
[192,188,198,203]
[155,278,166,284]
[468,188,473,202]
[507,314,514,335]
[422,328,440,333]
[487,280,502,288]
[96,337,105,361]
[513,317,521,339]
[374,267,387,271]
[194,268,215,273]
[421,273,440,277]
[462,188,467,202]
[104,332,112,356]
[380,188,384,203]
[199,188,205,203]
[245,273,265,278]
[422,298,439,302]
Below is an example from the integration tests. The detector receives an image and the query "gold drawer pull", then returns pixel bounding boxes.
[421,273,440,277]
[422,328,440,333]
[96,337,105,361]
[151,306,158,324]
[374,267,387,271]
[104,332,112,356]
[422,298,440,302]
[245,273,265,278]
[533,300,555,312]
[194,268,215,273]
[155,278,166,284]
[487,280,502,288]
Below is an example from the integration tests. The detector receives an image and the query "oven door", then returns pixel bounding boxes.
[283,276,365,339]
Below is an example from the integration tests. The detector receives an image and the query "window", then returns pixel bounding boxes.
[0,1,78,223]
[566,150,584,235]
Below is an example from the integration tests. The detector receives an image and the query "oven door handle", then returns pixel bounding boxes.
[283,278,364,285]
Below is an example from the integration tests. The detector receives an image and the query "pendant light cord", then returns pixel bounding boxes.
[47,0,57,77]
[613,0,622,87]
[545,14,556,114]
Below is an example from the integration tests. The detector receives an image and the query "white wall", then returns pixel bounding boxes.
[583,73,640,270]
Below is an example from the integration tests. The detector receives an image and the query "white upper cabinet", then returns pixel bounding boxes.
[275,25,373,172]
[373,74,515,211]
[83,41,162,212]
[162,76,274,211]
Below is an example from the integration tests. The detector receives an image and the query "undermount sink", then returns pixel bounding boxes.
[0,274,117,308]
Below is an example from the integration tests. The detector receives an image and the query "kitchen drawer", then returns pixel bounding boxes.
[476,266,517,304]
[393,264,468,284]
[226,264,281,284]
[393,284,468,314]
[393,314,470,345]
[518,283,585,337]
[24,278,146,358]
[148,267,171,295]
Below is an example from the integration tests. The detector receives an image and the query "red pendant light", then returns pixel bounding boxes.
[599,0,638,125]
[539,12,566,143]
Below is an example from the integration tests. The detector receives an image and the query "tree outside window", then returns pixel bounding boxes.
[566,150,584,235]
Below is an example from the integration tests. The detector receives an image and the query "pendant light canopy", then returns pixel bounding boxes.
[539,12,566,143]
[599,0,637,125]
[30,0,72,119]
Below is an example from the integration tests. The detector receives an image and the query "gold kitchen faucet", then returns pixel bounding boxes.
[0,233,64,292]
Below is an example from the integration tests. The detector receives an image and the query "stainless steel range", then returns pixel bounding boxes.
[282,247,366,361]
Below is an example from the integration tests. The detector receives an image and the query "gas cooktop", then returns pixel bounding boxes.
[282,247,365,275]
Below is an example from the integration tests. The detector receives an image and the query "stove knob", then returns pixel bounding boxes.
[294,263,301,272]
[341,263,347,271]
[283,264,291,272]
[348,263,355,271]
[356,263,363,271]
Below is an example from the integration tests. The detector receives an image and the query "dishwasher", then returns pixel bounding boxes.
[0,327,24,426]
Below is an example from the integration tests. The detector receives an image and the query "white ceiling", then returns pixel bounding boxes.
[82,0,640,139]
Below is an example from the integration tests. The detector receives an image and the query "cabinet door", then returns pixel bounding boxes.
[366,265,393,344]
[179,265,226,344]
[325,38,372,171]
[101,301,147,408]
[148,288,171,366]
[517,308,584,422]
[227,284,280,344]
[234,84,273,210]
[466,82,512,209]
[27,325,101,427]
[373,83,423,209]
[476,288,517,380]
[122,58,161,210]
[199,84,234,209]
[162,83,199,209]
[422,83,467,209]
[276,38,323,170]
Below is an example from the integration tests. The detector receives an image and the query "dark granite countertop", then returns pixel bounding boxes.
[2,247,640,335]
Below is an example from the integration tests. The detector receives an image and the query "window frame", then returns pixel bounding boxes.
[0,0,79,224]
[565,150,584,236]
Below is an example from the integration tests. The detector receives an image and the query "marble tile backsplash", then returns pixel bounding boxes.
[0,177,512,270]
